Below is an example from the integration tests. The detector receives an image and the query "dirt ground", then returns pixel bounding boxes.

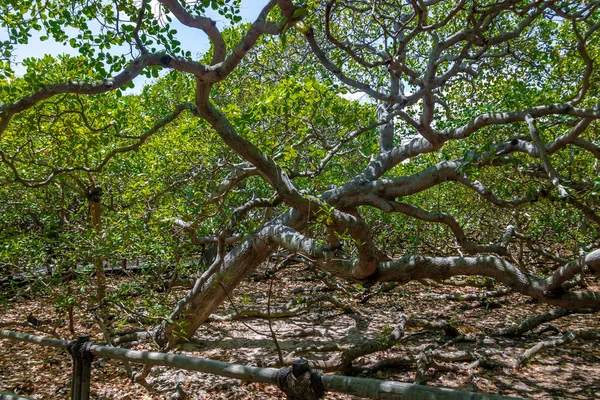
[1,264,599,399]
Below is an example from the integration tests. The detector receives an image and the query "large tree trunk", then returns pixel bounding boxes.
[155,210,306,348]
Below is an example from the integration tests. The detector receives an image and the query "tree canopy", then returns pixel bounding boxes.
[1,0,600,389]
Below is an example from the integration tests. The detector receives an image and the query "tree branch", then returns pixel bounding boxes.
[525,114,568,198]
[158,0,226,64]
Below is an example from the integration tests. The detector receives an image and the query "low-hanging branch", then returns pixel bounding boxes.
[492,308,597,338]
[427,288,513,302]
[267,224,600,310]
[514,330,600,368]
[291,313,460,372]
[207,293,354,322]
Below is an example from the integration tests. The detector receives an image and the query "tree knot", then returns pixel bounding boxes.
[85,185,103,203]
[160,54,173,66]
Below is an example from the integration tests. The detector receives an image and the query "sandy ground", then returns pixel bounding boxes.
[1,266,599,399]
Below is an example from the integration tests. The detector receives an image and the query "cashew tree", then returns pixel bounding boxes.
[1,0,600,350]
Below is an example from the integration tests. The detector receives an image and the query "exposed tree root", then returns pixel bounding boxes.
[289,313,460,372]
[458,297,508,311]
[492,308,597,337]
[291,286,333,294]
[281,344,341,367]
[112,330,152,347]
[514,329,600,368]
[93,312,134,378]
[422,278,496,289]
[428,287,512,301]
[358,282,399,304]
[369,349,482,374]
[369,356,416,371]
[426,286,512,311]
[207,294,355,322]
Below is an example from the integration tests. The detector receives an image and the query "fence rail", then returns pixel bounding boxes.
[0,391,34,400]
[0,329,521,400]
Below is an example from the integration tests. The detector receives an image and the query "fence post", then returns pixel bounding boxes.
[0,391,35,400]
[68,335,93,400]
[276,359,326,399]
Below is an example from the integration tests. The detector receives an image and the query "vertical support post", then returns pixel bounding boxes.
[276,359,326,399]
[80,349,92,400]
[68,335,93,400]
[70,337,82,400]
[86,183,105,302]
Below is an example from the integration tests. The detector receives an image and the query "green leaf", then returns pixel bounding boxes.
[277,15,288,29]
[291,7,308,20]
[280,31,287,49]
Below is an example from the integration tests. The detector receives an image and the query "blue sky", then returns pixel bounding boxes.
[1,0,267,78]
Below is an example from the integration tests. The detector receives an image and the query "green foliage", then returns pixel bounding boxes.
[1,1,599,324]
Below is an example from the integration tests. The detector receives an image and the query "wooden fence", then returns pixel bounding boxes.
[0,329,521,400]
[0,391,34,400]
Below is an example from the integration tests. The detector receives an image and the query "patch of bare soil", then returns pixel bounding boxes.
[1,264,599,399]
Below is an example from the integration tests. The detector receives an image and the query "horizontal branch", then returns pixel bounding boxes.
[442,104,600,140]
[376,254,600,310]
[492,308,596,337]
[514,330,600,368]
[389,201,508,255]
[335,160,538,211]
[262,224,600,310]
[0,54,206,122]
